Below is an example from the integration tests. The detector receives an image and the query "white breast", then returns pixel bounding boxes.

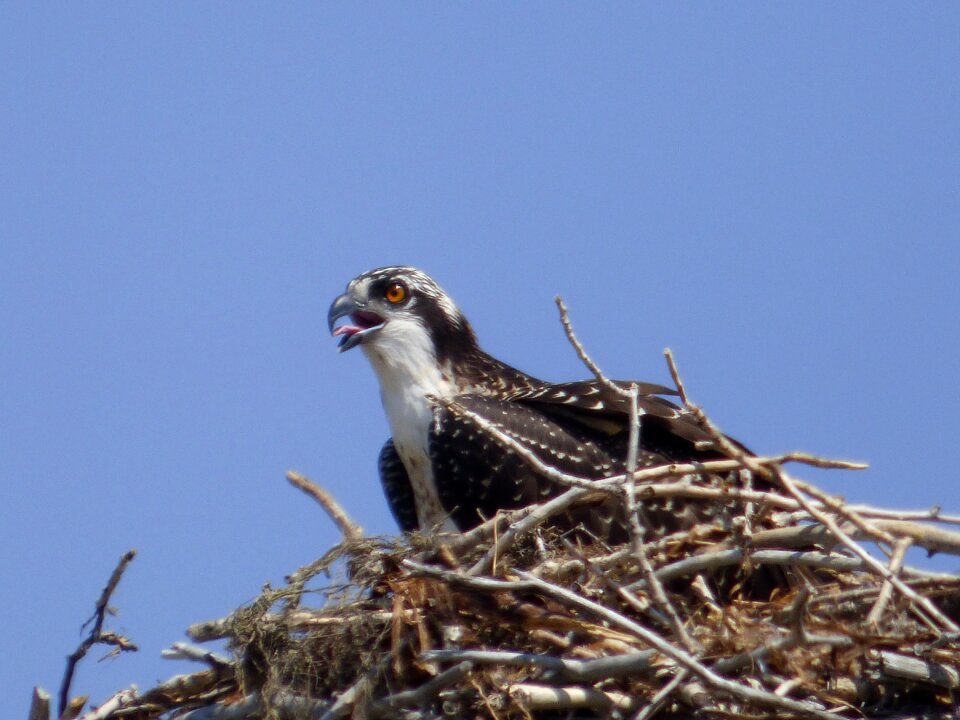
[362,318,460,532]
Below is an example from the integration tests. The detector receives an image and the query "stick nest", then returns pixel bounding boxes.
[77,461,960,720]
[61,331,960,720]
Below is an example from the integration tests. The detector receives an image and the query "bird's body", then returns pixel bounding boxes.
[328,266,730,538]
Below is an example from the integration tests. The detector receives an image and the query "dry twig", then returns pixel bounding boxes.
[59,550,138,719]
[286,470,363,540]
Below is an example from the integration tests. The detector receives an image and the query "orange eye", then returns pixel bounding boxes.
[384,282,407,304]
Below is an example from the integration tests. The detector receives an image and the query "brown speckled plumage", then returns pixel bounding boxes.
[330,266,738,539]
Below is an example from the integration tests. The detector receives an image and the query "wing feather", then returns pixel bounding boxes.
[429,395,624,533]
[504,378,729,452]
[378,439,420,532]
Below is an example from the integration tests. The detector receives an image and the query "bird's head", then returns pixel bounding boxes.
[328,266,478,368]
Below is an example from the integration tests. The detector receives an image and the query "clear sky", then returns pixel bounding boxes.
[2,4,959,716]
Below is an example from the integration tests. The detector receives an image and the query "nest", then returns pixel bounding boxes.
[47,335,960,720]
[54,449,960,720]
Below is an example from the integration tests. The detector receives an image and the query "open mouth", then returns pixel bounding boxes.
[331,310,385,351]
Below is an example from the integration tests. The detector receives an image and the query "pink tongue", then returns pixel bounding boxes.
[332,325,360,337]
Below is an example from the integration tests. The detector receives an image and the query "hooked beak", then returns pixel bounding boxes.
[328,292,386,352]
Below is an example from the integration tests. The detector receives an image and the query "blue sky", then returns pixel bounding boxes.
[2,4,959,716]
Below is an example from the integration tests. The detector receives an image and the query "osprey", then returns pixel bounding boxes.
[328,266,730,538]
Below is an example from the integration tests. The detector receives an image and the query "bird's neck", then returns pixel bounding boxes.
[362,318,543,408]
[362,322,459,403]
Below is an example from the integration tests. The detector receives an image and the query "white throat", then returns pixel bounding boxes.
[362,318,459,531]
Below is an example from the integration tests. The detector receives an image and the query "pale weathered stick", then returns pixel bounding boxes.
[420,648,655,682]
[367,661,473,718]
[178,694,261,720]
[554,299,693,651]
[467,484,595,575]
[872,519,960,556]
[555,296,634,400]
[28,687,50,720]
[743,521,960,561]
[866,537,912,625]
[160,642,231,668]
[844,505,960,525]
[776,471,960,633]
[664,347,751,464]
[633,548,867,588]
[73,689,139,720]
[510,683,636,713]
[316,671,373,720]
[286,470,363,540]
[457,455,873,575]
[452,474,798,558]
[792,477,895,546]
[875,651,960,690]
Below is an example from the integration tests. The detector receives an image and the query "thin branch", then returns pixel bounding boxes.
[420,649,655,683]
[286,470,363,540]
[663,347,690,404]
[160,642,232,668]
[791,477,895,546]
[28,687,51,720]
[808,576,960,609]
[631,669,688,720]
[73,689,139,720]
[468,484,594,575]
[632,549,868,588]
[59,550,138,719]
[842,504,960,525]
[187,608,399,643]
[551,302,695,654]
[316,671,374,720]
[742,521,960,563]
[712,589,853,675]
[559,538,693,650]
[661,348,960,634]
[554,296,632,398]
[775,471,960,633]
[866,537,912,626]
[871,519,960,556]
[367,661,473,718]
[561,537,697,654]
[626,533,696,652]
[665,343,939,637]
[664,347,768,468]
[456,454,879,576]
